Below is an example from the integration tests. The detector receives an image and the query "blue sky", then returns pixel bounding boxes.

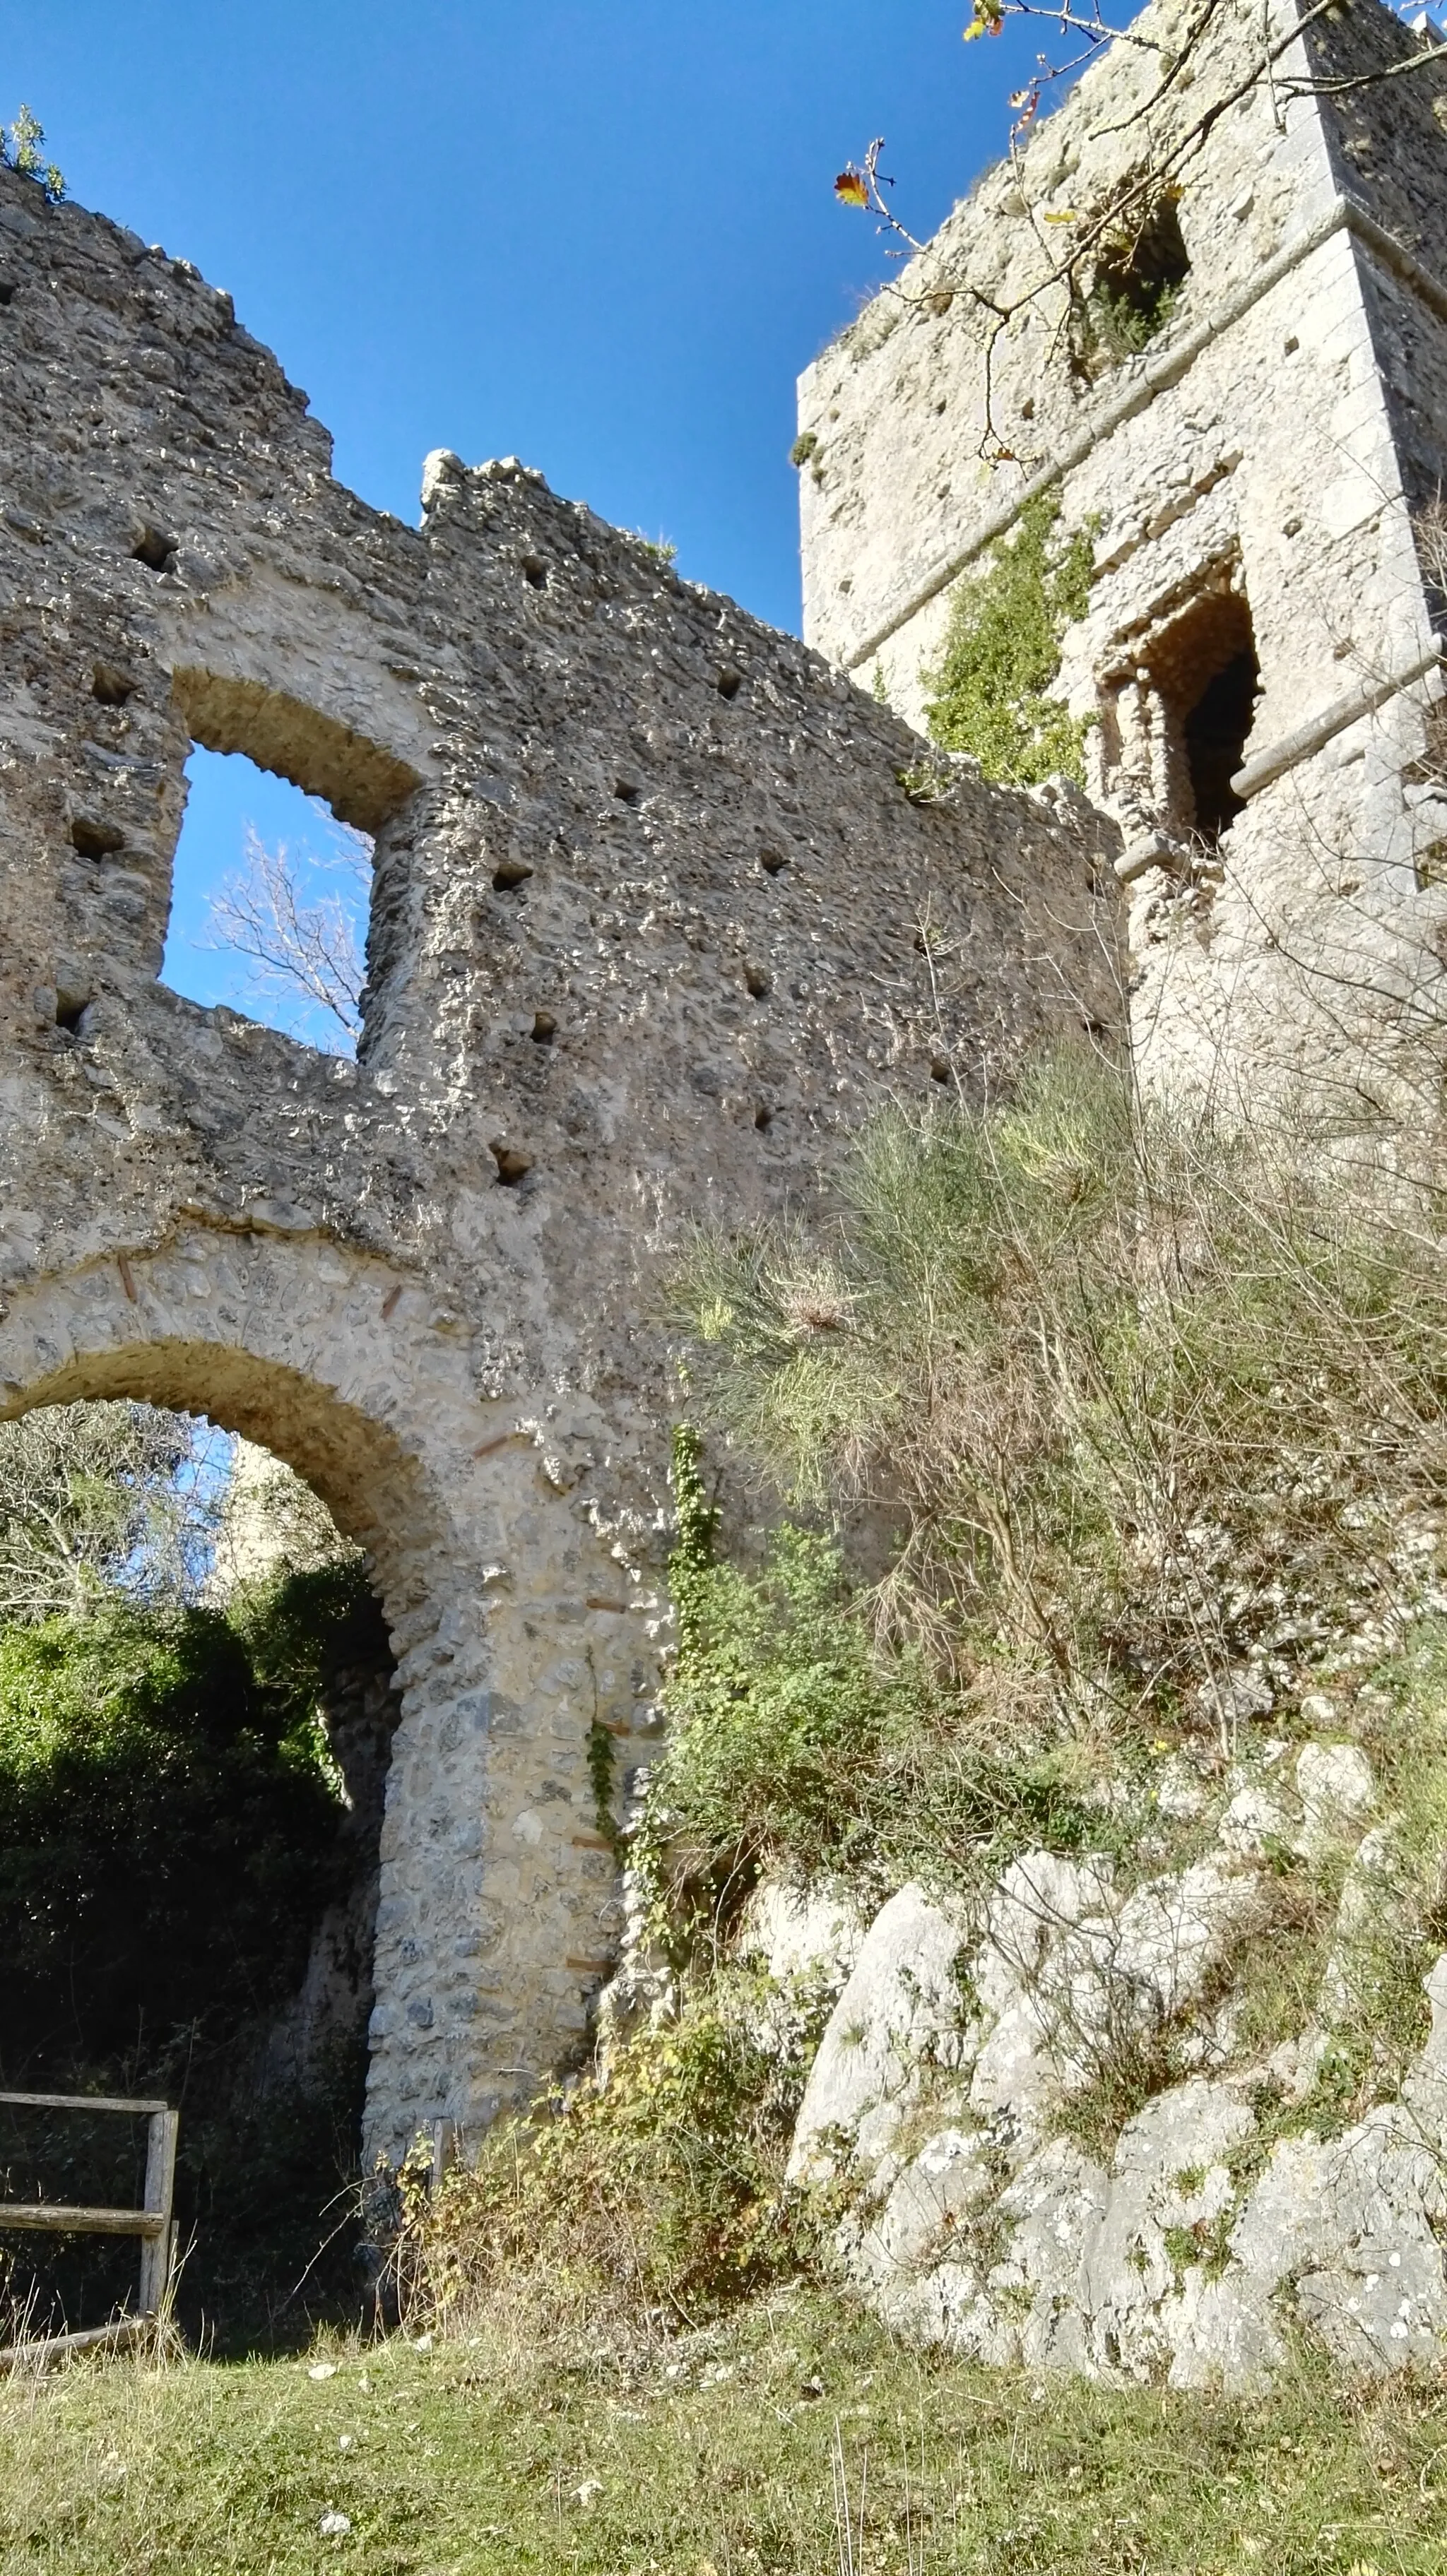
[1,0,1046,1036]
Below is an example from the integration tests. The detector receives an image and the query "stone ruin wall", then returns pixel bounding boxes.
[0,160,1120,2156]
[798,0,1447,1112]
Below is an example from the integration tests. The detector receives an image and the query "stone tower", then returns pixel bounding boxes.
[798,0,1447,1109]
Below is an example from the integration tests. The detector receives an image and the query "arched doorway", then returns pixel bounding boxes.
[0,1224,651,2185]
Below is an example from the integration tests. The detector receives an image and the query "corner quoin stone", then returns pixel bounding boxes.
[0,162,1119,2158]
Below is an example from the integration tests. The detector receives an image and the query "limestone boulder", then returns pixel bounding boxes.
[849,2125,1000,2293]
[1319,1815,1409,2024]
[967,1849,1117,2134]
[787,1883,974,2182]
[968,1851,1262,2138]
[797,1818,1447,2392]
[737,1878,865,1995]
[858,1954,1447,2389]
[1218,1783,1294,1858]
[734,1877,868,2069]
[1228,2083,1447,2377]
[1080,2077,1258,2382]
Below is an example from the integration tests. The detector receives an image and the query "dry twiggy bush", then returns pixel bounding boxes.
[675,1049,1447,1760]
[382,1986,833,2354]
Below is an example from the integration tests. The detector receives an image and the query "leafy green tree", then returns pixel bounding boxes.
[0,1402,227,1624]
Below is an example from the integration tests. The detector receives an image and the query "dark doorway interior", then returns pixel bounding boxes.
[1183,647,1260,842]
[0,1406,401,2354]
[1133,583,1260,847]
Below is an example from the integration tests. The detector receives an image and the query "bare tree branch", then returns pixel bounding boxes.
[836,0,1447,461]
[205,823,370,1051]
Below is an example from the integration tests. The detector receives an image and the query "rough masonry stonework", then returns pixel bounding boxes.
[0,160,1118,2156]
[799,0,1447,1105]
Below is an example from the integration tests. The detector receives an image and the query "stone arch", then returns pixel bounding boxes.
[171,668,423,841]
[0,1233,451,1564]
[0,1225,646,2159]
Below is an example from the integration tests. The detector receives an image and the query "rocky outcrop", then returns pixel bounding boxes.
[774,1740,1447,2390]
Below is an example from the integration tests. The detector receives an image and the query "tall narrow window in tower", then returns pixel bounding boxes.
[1183,647,1259,843]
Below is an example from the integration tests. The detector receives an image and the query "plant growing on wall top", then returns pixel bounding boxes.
[923,487,1094,784]
[3,106,63,203]
[1078,184,1191,366]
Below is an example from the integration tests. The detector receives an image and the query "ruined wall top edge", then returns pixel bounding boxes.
[0,155,1121,1468]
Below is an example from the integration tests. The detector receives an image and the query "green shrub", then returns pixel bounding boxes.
[1086,273,1182,360]
[395,1987,826,2340]
[656,1515,918,1889]
[651,1502,1100,1914]
[2,105,63,203]
[1078,185,1190,366]
[235,1553,386,1726]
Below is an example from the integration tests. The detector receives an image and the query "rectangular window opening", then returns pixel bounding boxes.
[161,747,372,1056]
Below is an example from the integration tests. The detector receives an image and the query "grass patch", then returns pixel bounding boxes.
[1,2293,1446,2572]
[1228,1860,1340,2062]
[1050,2012,1188,2168]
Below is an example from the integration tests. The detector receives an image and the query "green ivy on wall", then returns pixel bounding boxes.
[923,487,1094,786]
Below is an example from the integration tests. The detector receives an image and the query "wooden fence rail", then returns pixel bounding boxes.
[0,2089,179,2366]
